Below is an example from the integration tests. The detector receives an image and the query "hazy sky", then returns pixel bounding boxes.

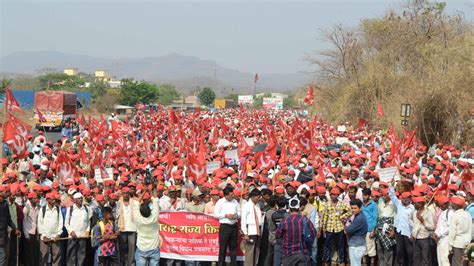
[0,0,472,73]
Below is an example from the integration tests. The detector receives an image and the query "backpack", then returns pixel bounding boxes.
[90,221,105,248]
[68,205,89,225]
[42,205,60,219]
[301,216,315,252]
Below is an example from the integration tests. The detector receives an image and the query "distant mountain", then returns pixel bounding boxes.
[0,51,309,95]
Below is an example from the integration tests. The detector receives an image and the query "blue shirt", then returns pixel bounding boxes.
[389,187,414,237]
[61,127,72,139]
[362,199,378,232]
[346,211,368,247]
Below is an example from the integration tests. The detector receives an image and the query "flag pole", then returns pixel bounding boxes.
[0,105,6,177]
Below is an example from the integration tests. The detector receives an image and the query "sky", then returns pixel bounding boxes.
[0,0,472,74]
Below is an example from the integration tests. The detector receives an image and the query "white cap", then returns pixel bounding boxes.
[32,146,41,153]
[288,197,300,209]
[73,192,83,199]
[40,165,48,171]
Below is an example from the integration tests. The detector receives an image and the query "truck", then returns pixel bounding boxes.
[213,99,235,109]
[34,91,78,130]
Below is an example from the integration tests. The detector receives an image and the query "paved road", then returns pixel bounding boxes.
[31,128,63,143]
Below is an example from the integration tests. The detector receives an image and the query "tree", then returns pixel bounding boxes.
[225,93,238,103]
[308,0,473,146]
[38,72,85,90]
[156,84,180,105]
[118,79,159,106]
[198,87,216,106]
[89,81,107,100]
[1,78,11,96]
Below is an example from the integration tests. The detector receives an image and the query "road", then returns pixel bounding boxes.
[31,128,63,143]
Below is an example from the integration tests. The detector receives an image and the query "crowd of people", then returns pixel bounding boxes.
[0,106,473,266]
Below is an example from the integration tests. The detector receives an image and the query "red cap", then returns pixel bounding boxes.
[451,196,465,206]
[330,187,340,195]
[275,186,285,194]
[27,192,38,199]
[95,194,105,202]
[435,195,449,205]
[401,192,412,199]
[316,186,326,194]
[412,196,425,203]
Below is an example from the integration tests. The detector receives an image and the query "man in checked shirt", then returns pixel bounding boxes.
[321,187,352,266]
[275,197,316,266]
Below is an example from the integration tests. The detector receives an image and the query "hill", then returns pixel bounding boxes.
[0,51,308,95]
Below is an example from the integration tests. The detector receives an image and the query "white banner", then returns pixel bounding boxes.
[224,149,239,162]
[206,161,221,175]
[238,95,254,105]
[376,167,400,183]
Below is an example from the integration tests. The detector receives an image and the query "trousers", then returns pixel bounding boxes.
[66,239,86,266]
[217,223,238,266]
[39,240,61,266]
[437,237,450,266]
[281,253,310,266]
[395,232,413,266]
[376,239,394,266]
[349,245,366,266]
[244,235,261,266]
[118,232,137,266]
[413,238,431,266]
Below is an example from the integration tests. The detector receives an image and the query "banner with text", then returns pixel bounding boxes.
[159,211,244,261]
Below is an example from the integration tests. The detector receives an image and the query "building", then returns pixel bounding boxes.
[108,80,122,88]
[95,70,110,81]
[63,68,78,76]
[255,92,288,99]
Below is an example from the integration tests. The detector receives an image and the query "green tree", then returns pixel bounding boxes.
[156,84,180,105]
[38,72,85,90]
[1,78,11,95]
[225,92,238,103]
[198,87,216,106]
[283,95,295,108]
[118,79,159,106]
[89,81,108,100]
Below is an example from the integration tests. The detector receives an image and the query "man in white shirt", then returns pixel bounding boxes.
[412,196,435,266]
[434,195,451,266]
[241,188,263,266]
[214,186,241,266]
[117,187,137,266]
[133,192,161,266]
[449,196,472,266]
[38,192,63,266]
[23,192,40,266]
[65,192,92,266]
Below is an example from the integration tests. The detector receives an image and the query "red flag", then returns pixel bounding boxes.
[36,108,47,123]
[295,130,312,153]
[5,87,24,113]
[462,167,473,181]
[239,102,244,113]
[304,83,314,105]
[3,114,31,141]
[55,151,79,184]
[255,151,275,170]
[357,118,369,130]
[187,152,207,181]
[377,102,384,117]
[254,73,259,83]
[2,118,28,157]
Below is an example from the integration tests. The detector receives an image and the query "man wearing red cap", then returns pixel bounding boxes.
[389,186,415,266]
[411,196,434,265]
[38,192,63,266]
[449,196,472,266]
[23,192,40,266]
[321,187,351,266]
[434,195,452,266]
[117,187,138,266]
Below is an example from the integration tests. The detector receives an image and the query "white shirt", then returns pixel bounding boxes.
[65,204,92,237]
[37,205,63,239]
[214,198,241,225]
[134,198,160,251]
[121,202,137,232]
[449,209,472,249]
[435,209,452,239]
[22,202,39,238]
[159,195,171,211]
[378,199,396,218]
[241,200,263,236]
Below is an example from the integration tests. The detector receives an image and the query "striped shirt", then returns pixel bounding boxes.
[275,213,317,257]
